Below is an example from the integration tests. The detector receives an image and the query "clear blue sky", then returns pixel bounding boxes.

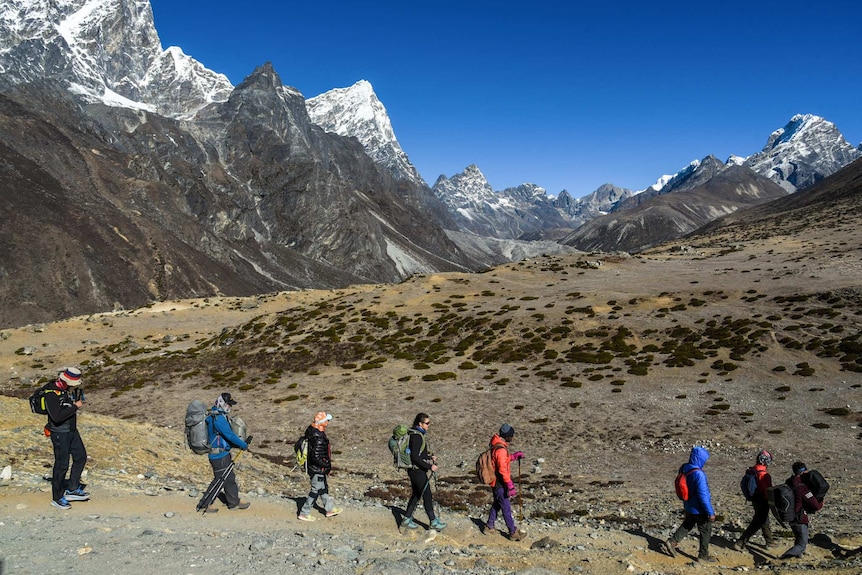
[149,0,861,197]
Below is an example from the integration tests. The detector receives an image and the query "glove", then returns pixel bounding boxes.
[505,481,517,498]
[510,451,524,461]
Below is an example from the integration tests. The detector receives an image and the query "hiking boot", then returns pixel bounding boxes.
[64,488,90,501]
[51,497,71,510]
[325,507,343,517]
[481,522,494,535]
[509,529,524,541]
[297,513,316,522]
[764,539,777,548]
[662,539,678,558]
[228,502,250,510]
[401,517,418,529]
[203,507,218,513]
[697,555,717,563]
[732,539,747,552]
[430,518,447,530]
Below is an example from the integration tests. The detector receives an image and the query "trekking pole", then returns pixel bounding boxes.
[198,437,252,514]
[517,458,524,521]
[432,471,442,520]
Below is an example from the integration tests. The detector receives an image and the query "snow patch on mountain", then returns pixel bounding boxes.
[0,0,232,118]
[743,114,861,192]
[306,80,424,185]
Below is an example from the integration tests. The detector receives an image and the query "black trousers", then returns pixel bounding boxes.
[740,496,773,543]
[209,454,240,507]
[405,468,435,521]
[50,429,87,501]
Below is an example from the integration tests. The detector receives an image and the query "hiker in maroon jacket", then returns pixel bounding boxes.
[733,449,775,550]
[781,461,823,559]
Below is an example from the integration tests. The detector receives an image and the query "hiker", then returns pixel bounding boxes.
[206,393,250,510]
[781,461,823,559]
[43,367,89,510]
[483,423,525,541]
[298,411,342,521]
[401,412,446,530]
[733,449,775,550]
[663,446,717,563]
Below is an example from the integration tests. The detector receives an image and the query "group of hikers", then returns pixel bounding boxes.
[663,446,826,562]
[38,370,828,561]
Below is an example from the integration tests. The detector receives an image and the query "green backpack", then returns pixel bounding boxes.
[294,436,309,472]
[388,425,424,469]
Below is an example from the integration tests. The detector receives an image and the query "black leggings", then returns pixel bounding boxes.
[405,468,435,521]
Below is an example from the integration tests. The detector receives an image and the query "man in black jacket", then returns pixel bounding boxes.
[43,367,89,510]
[297,412,342,521]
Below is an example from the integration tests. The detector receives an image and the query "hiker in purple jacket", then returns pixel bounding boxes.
[781,462,823,559]
[663,446,717,563]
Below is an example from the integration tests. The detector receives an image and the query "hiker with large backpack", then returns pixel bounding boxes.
[733,449,776,551]
[297,411,342,521]
[202,393,250,511]
[401,413,446,531]
[481,423,525,541]
[662,446,717,563]
[781,461,824,559]
[39,367,90,510]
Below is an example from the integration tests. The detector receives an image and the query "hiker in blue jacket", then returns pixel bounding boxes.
[663,446,717,563]
[206,393,250,510]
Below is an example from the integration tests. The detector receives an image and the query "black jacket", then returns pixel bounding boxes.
[408,428,433,472]
[43,382,78,433]
[304,425,331,476]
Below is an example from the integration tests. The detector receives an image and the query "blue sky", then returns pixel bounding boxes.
[149,0,861,197]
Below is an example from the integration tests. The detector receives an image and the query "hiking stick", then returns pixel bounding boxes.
[198,438,252,514]
[517,458,523,521]
[432,471,443,521]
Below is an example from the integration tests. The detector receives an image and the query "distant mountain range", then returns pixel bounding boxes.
[0,0,860,327]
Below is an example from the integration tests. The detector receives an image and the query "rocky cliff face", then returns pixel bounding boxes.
[0,65,474,328]
[742,114,861,192]
[306,80,425,186]
[562,164,787,253]
[0,0,232,118]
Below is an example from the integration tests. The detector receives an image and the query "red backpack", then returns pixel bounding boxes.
[675,467,700,501]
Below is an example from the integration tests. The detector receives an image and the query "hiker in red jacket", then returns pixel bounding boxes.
[781,462,823,559]
[733,449,775,550]
[482,424,525,541]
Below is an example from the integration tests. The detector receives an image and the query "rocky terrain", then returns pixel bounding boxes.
[2,162,862,572]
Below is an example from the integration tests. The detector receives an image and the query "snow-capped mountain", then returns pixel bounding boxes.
[554,184,633,222]
[306,80,424,186]
[741,114,861,192]
[0,0,232,118]
[0,0,477,327]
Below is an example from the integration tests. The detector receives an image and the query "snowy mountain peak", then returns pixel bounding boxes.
[744,114,861,192]
[432,164,495,206]
[0,0,232,118]
[306,80,424,185]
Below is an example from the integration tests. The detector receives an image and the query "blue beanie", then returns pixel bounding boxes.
[499,424,515,439]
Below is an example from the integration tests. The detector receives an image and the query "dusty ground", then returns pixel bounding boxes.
[1,215,862,573]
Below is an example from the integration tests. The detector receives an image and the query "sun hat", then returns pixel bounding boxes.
[58,367,82,387]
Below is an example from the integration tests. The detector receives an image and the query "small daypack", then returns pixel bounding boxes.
[674,467,700,501]
[475,444,505,485]
[768,484,796,525]
[803,469,829,502]
[230,415,248,443]
[294,436,309,471]
[185,400,212,455]
[28,384,56,415]
[388,425,424,470]
[740,467,759,501]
